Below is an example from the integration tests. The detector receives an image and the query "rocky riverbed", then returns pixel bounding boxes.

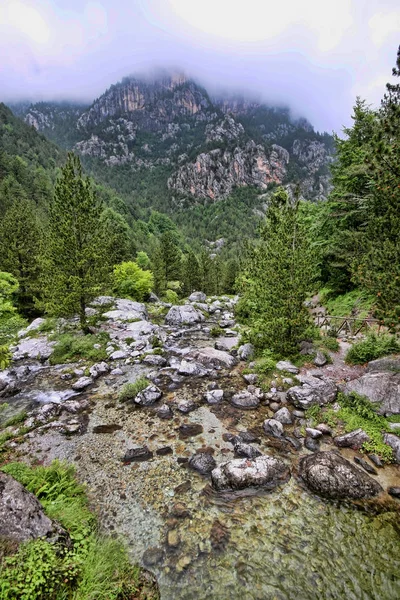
[1,293,400,599]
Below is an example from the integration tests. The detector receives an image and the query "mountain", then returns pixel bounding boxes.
[18,72,334,207]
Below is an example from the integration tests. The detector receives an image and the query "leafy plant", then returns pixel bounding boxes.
[49,332,109,365]
[337,392,394,462]
[210,326,225,338]
[0,345,11,370]
[162,289,179,304]
[2,411,27,428]
[321,336,340,352]
[113,261,154,302]
[345,333,400,365]
[118,377,149,402]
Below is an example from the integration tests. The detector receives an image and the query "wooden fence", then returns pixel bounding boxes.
[315,315,381,336]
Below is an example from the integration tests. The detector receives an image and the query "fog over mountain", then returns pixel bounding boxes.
[1,0,399,132]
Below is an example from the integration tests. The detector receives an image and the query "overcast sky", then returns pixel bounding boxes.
[0,0,399,132]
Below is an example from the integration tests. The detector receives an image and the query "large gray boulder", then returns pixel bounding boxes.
[12,337,55,361]
[187,347,237,369]
[211,455,290,491]
[238,343,255,361]
[287,374,337,409]
[103,299,148,323]
[230,391,260,409]
[343,366,400,415]
[165,305,205,326]
[298,451,383,500]
[0,472,69,544]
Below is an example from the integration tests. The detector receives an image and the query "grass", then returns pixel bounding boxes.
[49,333,110,365]
[319,337,340,352]
[345,333,400,365]
[118,377,150,402]
[210,326,225,338]
[319,287,374,319]
[1,411,27,429]
[0,461,158,600]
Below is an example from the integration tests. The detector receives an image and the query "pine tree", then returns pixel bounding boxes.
[160,231,182,283]
[182,250,201,295]
[240,188,316,356]
[355,47,400,330]
[99,207,134,267]
[0,197,42,315]
[41,153,109,332]
[222,258,238,294]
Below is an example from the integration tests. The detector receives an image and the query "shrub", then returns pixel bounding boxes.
[0,345,11,370]
[210,326,225,338]
[2,411,27,428]
[321,337,340,352]
[337,392,394,462]
[345,333,400,365]
[118,377,149,402]
[49,333,109,365]
[113,261,154,302]
[163,289,179,304]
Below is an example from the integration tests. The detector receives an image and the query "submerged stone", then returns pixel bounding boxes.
[299,451,383,500]
[123,446,153,463]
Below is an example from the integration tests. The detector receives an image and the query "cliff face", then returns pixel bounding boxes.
[20,72,334,201]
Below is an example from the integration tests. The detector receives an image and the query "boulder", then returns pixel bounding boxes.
[230,391,260,409]
[383,433,400,463]
[237,344,255,361]
[188,347,237,370]
[211,455,290,491]
[189,292,207,303]
[313,351,327,367]
[165,305,205,326]
[263,418,284,438]
[304,437,320,452]
[156,404,173,419]
[123,446,153,462]
[188,452,216,475]
[276,361,299,374]
[274,407,292,424]
[176,399,197,413]
[89,362,109,378]
[177,360,208,377]
[298,451,383,500]
[12,337,55,361]
[334,428,370,449]
[110,350,128,360]
[306,428,323,439]
[143,354,167,367]
[205,389,224,404]
[135,385,162,406]
[0,472,68,544]
[287,375,337,409]
[71,376,93,391]
[234,443,262,459]
[343,371,400,415]
[243,373,258,385]
[18,317,46,338]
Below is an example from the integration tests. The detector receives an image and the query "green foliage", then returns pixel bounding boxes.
[118,377,149,402]
[113,261,154,301]
[345,333,400,365]
[0,345,12,370]
[2,411,27,428]
[49,333,109,365]
[41,153,110,332]
[305,405,322,425]
[136,251,151,270]
[99,207,134,267]
[0,461,153,600]
[162,289,179,304]
[238,188,317,356]
[321,336,340,352]
[210,326,225,338]
[337,392,394,462]
[252,352,277,374]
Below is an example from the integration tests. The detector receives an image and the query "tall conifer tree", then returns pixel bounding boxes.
[41,153,109,332]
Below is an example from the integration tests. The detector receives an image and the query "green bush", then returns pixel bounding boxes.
[345,333,400,365]
[210,326,225,338]
[118,377,149,402]
[321,336,340,352]
[162,289,179,304]
[0,345,11,370]
[337,392,394,462]
[2,411,27,429]
[49,333,109,365]
[113,261,154,302]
